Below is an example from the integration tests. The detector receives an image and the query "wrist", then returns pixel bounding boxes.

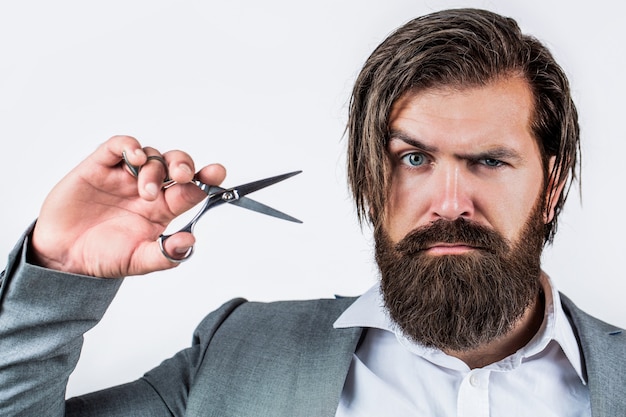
[27,225,77,274]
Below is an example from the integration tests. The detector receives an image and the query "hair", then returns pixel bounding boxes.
[347,8,580,243]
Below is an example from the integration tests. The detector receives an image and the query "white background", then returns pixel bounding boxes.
[1,0,624,398]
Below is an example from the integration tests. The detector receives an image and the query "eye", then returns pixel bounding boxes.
[480,158,505,168]
[400,152,427,167]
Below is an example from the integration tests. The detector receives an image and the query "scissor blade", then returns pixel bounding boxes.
[230,196,302,223]
[233,170,302,197]
[195,171,302,222]
[205,182,302,223]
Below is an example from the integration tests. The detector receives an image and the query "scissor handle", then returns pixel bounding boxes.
[157,188,239,262]
[158,234,194,263]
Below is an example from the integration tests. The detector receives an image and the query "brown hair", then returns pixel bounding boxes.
[347,8,579,243]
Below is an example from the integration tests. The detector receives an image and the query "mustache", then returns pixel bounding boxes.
[394,218,509,256]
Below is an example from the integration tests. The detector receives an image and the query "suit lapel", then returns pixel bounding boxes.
[561,294,626,416]
[291,324,363,417]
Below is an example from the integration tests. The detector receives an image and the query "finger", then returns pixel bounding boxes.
[196,163,227,186]
[138,149,201,200]
[132,232,196,273]
[160,232,196,263]
[94,135,146,169]
[162,150,196,184]
[162,163,228,217]
[138,147,169,200]
[163,180,208,217]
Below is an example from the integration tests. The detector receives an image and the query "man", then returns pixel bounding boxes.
[0,7,624,416]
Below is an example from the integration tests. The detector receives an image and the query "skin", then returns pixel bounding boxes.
[384,76,563,367]
[31,135,227,278]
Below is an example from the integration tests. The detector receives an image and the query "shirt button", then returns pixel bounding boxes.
[469,374,481,388]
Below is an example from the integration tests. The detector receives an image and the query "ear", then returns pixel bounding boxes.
[544,156,567,224]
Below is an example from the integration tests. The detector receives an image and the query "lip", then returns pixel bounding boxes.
[424,243,479,255]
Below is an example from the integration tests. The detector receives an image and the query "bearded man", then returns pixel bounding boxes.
[0,7,624,417]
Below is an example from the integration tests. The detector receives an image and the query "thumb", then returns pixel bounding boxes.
[131,232,196,274]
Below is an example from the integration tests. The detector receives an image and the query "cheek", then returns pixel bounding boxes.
[385,171,429,240]
[483,178,543,241]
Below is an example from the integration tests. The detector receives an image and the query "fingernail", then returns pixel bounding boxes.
[145,182,158,197]
[179,163,193,175]
[175,246,192,254]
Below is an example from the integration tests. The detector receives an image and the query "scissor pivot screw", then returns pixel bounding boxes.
[222,190,239,201]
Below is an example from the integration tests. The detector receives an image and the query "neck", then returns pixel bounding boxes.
[445,289,546,369]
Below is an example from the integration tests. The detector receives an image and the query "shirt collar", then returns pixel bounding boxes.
[334,271,586,383]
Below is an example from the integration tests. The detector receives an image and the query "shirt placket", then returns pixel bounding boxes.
[457,368,490,417]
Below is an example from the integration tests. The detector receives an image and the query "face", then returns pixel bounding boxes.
[384,76,552,248]
[375,77,557,351]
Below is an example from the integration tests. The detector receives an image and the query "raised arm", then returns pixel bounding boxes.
[0,136,227,416]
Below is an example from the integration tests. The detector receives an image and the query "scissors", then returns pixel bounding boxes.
[122,152,302,262]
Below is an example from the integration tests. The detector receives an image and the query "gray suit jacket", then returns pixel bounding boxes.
[1,233,624,416]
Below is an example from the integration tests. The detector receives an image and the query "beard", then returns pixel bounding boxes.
[375,201,546,352]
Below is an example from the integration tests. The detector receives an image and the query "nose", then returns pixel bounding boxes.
[429,165,474,221]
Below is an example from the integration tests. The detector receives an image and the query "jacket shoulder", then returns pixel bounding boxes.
[187,296,362,416]
[193,296,358,342]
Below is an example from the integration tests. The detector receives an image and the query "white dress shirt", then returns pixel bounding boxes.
[334,272,590,416]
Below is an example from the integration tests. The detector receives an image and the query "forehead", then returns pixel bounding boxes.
[388,77,538,155]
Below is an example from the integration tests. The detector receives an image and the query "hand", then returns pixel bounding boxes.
[30,135,226,278]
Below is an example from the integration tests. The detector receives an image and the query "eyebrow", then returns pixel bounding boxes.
[463,148,524,163]
[388,130,439,153]
[388,129,524,163]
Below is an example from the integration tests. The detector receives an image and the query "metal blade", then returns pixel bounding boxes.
[229,196,302,223]
[233,171,302,197]
[194,171,302,223]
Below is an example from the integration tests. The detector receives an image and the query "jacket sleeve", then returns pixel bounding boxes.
[0,226,247,416]
[0,227,123,416]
